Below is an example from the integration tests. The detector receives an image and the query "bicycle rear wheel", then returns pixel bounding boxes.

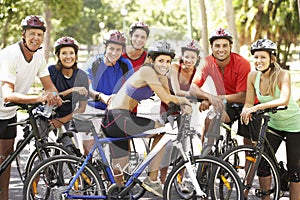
[221,145,281,200]
[164,155,244,200]
[23,155,105,200]
[24,143,71,180]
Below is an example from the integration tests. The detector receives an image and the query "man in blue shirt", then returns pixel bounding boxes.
[82,30,134,155]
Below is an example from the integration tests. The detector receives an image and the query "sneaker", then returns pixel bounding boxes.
[143,176,163,197]
[179,178,192,193]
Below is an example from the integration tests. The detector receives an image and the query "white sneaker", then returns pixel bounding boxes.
[143,176,163,197]
[179,178,192,193]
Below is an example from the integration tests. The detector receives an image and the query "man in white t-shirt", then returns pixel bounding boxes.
[0,15,62,200]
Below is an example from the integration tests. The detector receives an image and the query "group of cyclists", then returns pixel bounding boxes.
[0,14,299,200]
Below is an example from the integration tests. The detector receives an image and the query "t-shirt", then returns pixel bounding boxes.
[0,42,48,119]
[254,71,300,132]
[48,65,89,118]
[86,55,134,110]
[193,53,250,95]
[122,50,147,72]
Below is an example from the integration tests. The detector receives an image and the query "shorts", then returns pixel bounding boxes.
[0,115,17,139]
[226,103,262,141]
[102,109,155,159]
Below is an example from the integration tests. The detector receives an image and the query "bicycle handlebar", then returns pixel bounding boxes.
[254,106,288,116]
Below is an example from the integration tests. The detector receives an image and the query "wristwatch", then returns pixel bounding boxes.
[95,93,101,101]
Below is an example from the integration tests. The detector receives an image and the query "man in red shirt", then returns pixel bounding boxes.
[190,27,255,145]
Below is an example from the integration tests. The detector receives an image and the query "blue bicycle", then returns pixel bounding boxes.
[23,102,244,200]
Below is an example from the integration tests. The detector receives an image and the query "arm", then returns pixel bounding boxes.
[2,81,45,104]
[141,67,189,105]
[169,63,189,96]
[40,76,62,106]
[2,75,60,105]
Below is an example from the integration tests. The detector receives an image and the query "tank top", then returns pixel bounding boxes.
[125,83,153,102]
[254,72,300,132]
[122,50,147,72]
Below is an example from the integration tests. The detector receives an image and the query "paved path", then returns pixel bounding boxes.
[9,100,290,200]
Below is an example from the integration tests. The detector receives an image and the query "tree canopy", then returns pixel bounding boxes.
[0,0,299,67]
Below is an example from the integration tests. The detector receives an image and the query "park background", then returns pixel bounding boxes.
[1,0,300,101]
[2,1,299,199]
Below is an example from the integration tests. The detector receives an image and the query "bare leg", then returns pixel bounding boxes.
[289,182,300,200]
[148,134,164,181]
[82,139,94,155]
[160,167,168,184]
[258,176,271,200]
[111,156,128,185]
[0,139,15,200]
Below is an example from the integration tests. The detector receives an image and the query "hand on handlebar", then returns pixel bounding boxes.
[42,92,62,106]
[240,106,257,125]
[208,95,225,113]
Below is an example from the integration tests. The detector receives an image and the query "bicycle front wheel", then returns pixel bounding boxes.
[222,145,281,200]
[164,155,244,200]
[23,155,105,200]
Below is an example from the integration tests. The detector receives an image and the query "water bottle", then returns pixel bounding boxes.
[43,104,54,118]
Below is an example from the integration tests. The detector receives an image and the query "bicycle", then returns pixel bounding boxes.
[0,102,71,184]
[221,106,289,199]
[23,101,244,200]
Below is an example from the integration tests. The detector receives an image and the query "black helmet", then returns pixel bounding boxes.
[209,28,233,45]
[250,39,277,56]
[129,21,150,37]
[21,15,46,32]
[54,36,79,54]
[148,40,175,60]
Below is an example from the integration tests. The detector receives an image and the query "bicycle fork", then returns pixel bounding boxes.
[173,141,207,198]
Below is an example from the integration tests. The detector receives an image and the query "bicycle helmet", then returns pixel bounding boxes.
[21,15,46,32]
[148,40,175,60]
[103,30,126,47]
[54,36,79,54]
[181,40,201,55]
[250,39,277,56]
[129,21,150,37]
[209,28,233,45]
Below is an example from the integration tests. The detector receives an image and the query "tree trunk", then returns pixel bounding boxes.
[298,0,300,23]
[199,0,209,56]
[44,0,51,62]
[224,0,239,53]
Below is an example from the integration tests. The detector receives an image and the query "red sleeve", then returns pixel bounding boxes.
[192,57,211,87]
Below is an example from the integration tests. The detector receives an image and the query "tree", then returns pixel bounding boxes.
[236,0,300,68]
[199,0,209,55]
[224,0,239,53]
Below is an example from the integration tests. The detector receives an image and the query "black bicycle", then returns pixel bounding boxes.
[1,102,71,184]
[221,106,288,199]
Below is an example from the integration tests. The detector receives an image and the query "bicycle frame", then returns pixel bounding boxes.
[0,104,44,176]
[63,118,208,199]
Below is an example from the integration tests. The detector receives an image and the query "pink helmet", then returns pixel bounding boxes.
[129,21,150,37]
[54,36,79,54]
[21,15,46,32]
[103,30,126,46]
[209,28,233,44]
[181,40,201,55]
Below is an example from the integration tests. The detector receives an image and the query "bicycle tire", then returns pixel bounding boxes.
[221,145,281,200]
[24,143,71,180]
[163,155,244,200]
[23,155,105,200]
